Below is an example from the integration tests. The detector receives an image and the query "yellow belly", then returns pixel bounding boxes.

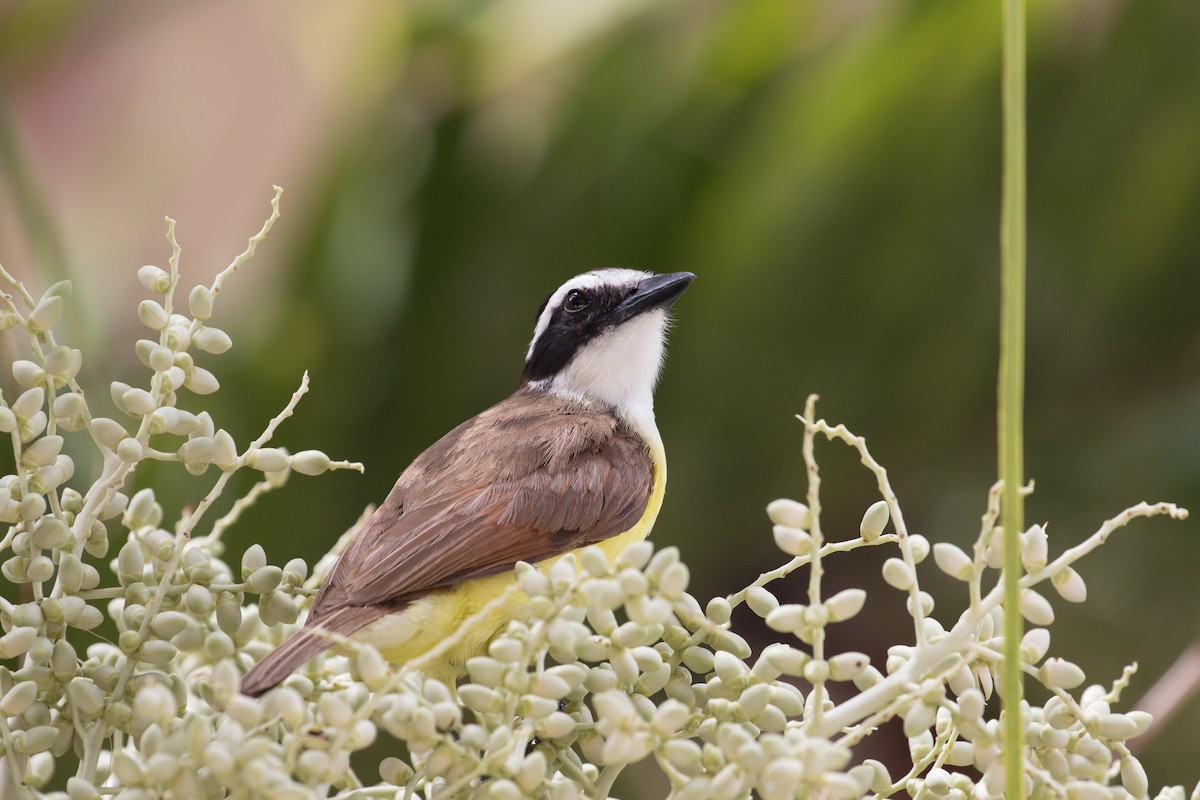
[355,443,666,684]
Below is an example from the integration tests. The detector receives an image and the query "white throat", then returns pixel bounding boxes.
[538,309,667,444]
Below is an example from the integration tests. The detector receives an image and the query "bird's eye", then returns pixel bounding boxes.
[564,290,589,313]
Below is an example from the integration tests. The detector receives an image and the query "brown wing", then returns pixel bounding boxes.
[308,388,654,621]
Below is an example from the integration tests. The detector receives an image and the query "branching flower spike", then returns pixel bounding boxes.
[0,193,1192,800]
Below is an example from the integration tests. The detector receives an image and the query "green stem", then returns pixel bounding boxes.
[999,0,1027,796]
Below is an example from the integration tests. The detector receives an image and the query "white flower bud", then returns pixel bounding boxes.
[0,627,38,658]
[90,417,128,450]
[21,494,47,522]
[288,449,331,476]
[1126,710,1152,738]
[1039,657,1085,690]
[617,540,653,570]
[0,406,14,432]
[662,739,702,773]
[13,364,45,395]
[736,683,771,720]
[134,338,156,368]
[956,688,985,722]
[378,757,412,786]
[121,388,156,417]
[1052,566,1087,603]
[12,604,44,628]
[467,656,506,687]
[1019,589,1055,626]
[762,759,804,799]
[1121,756,1148,799]
[28,295,63,334]
[66,778,102,800]
[772,525,811,557]
[530,671,570,701]
[12,387,44,421]
[132,683,177,728]
[658,561,689,599]
[681,646,715,675]
[516,751,549,794]
[828,651,870,681]
[72,606,104,630]
[283,557,308,584]
[860,500,890,541]
[765,604,805,634]
[189,285,213,320]
[713,651,748,686]
[194,326,232,354]
[825,588,866,622]
[52,392,85,421]
[138,265,171,293]
[212,429,238,470]
[1,681,38,716]
[58,553,85,592]
[1020,628,1051,663]
[882,558,914,591]
[118,540,144,584]
[138,640,177,666]
[162,331,191,361]
[519,694,558,719]
[763,645,807,680]
[43,346,82,380]
[1020,523,1048,571]
[186,584,214,615]
[706,596,732,624]
[357,646,389,691]
[147,345,174,373]
[31,517,69,550]
[150,611,190,639]
[116,437,143,463]
[803,658,830,684]
[22,434,63,469]
[184,366,220,395]
[578,546,608,577]
[137,299,169,330]
[17,410,47,442]
[1095,713,1139,740]
[766,499,811,529]
[15,725,58,755]
[487,638,525,671]
[746,586,779,617]
[908,534,930,563]
[933,542,973,581]
[67,679,105,720]
[241,544,267,578]
[27,463,64,495]
[924,767,953,797]
[246,566,283,595]
[178,436,214,465]
[459,684,501,714]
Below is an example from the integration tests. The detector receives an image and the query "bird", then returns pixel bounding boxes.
[239,268,694,696]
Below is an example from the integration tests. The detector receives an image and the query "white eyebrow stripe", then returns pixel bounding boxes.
[525,268,653,361]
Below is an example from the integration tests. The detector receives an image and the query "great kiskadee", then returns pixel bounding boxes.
[239,269,693,696]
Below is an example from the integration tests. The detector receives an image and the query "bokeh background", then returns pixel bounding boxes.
[2,0,1199,792]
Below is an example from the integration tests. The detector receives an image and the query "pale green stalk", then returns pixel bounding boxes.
[999,0,1027,795]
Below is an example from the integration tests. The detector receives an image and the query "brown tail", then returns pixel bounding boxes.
[239,606,385,697]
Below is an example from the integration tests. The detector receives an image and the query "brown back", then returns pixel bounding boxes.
[309,388,654,621]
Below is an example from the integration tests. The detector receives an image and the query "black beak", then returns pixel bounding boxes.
[615,272,695,321]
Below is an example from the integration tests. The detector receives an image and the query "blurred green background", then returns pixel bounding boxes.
[2,0,1199,792]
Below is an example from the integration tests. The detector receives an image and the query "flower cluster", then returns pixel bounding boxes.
[0,192,1195,799]
[0,189,361,797]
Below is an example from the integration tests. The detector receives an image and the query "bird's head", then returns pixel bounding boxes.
[521,269,694,429]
